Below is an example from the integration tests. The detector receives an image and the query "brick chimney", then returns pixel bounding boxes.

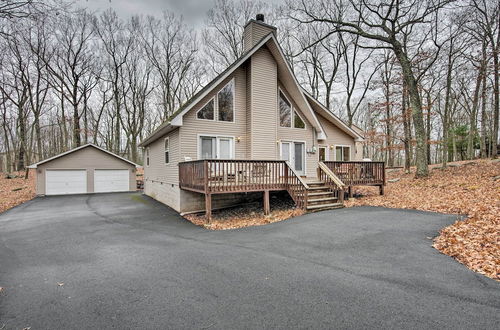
[243,14,277,52]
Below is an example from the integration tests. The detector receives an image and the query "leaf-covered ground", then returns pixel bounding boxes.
[345,159,500,281]
[0,171,36,213]
[184,192,305,230]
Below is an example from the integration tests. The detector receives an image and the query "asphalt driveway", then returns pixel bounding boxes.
[0,192,499,329]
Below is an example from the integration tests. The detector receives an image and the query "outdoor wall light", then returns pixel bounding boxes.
[276,139,281,144]
[236,136,242,143]
[329,145,334,150]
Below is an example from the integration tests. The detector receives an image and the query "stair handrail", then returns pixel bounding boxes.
[285,161,309,209]
[318,162,345,188]
[318,161,346,203]
[285,161,309,189]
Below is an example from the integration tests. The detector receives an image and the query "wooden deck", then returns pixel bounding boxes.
[323,161,386,196]
[179,159,385,220]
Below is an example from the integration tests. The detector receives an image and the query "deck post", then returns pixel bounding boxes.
[379,184,384,195]
[205,193,212,222]
[348,186,353,199]
[263,190,270,215]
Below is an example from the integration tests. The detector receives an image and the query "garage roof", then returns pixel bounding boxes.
[28,144,140,168]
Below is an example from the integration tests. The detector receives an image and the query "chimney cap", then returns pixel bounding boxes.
[256,14,264,22]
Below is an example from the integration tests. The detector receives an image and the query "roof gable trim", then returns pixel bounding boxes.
[28,144,140,168]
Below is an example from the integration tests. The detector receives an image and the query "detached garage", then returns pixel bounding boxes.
[28,144,139,195]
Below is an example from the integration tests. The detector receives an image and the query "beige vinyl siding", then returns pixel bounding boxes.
[36,146,136,195]
[144,128,180,185]
[180,67,248,160]
[246,62,252,157]
[317,114,358,161]
[277,83,317,177]
[143,128,180,211]
[249,47,277,159]
[244,21,274,51]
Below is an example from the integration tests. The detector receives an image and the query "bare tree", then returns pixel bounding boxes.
[141,12,200,120]
[470,0,499,158]
[288,0,454,177]
[202,0,271,74]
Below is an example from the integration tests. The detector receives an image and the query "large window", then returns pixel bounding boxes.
[218,80,234,122]
[164,138,170,164]
[199,136,234,159]
[197,99,215,120]
[335,146,350,161]
[279,91,291,127]
[279,90,306,129]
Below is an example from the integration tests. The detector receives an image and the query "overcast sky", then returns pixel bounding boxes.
[77,0,284,25]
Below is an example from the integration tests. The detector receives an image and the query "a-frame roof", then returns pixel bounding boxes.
[140,31,362,147]
[28,143,140,168]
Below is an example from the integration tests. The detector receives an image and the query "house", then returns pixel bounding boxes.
[28,144,139,195]
[139,15,385,219]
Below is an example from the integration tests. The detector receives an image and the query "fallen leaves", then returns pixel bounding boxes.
[345,159,500,281]
[0,171,35,213]
[184,193,305,230]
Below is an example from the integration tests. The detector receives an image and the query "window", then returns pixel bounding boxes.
[197,99,215,120]
[335,146,350,161]
[218,80,234,122]
[294,111,305,129]
[200,137,216,159]
[199,136,234,160]
[164,138,170,164]
[279,91,291,127]
[145,148,150,166]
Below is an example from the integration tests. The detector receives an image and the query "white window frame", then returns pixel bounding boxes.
[145,148,150,167]
[334,145,351,161]
[197,134,235,160]
[279,140,307,175]
[196,97,216,121]
[278,87,307,130]
[164,137,170,165]
[217,78,235,123]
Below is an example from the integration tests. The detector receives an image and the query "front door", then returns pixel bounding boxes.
[281,141,305,175]
[319,146,327,162]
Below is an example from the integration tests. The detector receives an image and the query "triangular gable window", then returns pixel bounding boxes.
[197,99,215,120]
[294,111,305,129]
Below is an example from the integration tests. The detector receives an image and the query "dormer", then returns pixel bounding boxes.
[243,14,277,52]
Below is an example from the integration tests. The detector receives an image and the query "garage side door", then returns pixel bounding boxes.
[94,169,130,193]
[46,170,87,195]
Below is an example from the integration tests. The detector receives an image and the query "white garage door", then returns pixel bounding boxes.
[46,170,87,195]
[94,169,130,193]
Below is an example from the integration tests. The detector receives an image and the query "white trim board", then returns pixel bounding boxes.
[28,144,140,168]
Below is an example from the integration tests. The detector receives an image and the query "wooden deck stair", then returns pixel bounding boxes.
[302,181,344,212]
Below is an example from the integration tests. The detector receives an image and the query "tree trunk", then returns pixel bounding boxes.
[491,40,499,158]
[441,50,454,168]
[17,104,26,170]
[392,42,428,177]
[73,102,81,147]
[426,92,432,164]
[467,58,483,159]
[480,58,488,158]
[402,83,411,173]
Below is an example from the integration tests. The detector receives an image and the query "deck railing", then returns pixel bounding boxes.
[318,162,345,202]
[179,159,308,208]
[323,161,385,186]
